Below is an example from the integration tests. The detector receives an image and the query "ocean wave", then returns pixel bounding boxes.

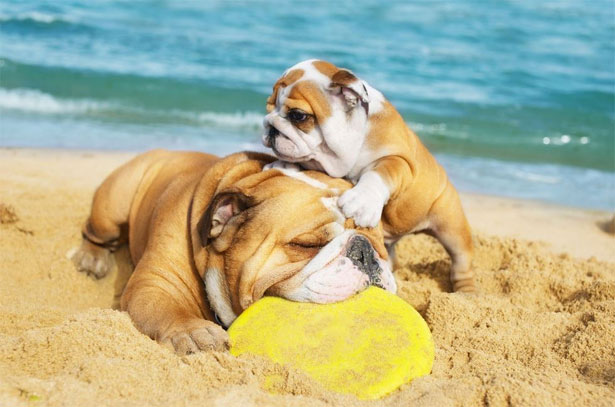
[0,88,467,136]
[439,153,615,209]
[194,111,263,130]
[0,11,70,24]
[0,88,107,114]
[408,121,470,140]
[511,170,561,184]
[0,88,265,131]
[159,110,265,131]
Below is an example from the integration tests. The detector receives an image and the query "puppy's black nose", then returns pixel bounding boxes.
[346,235,383,287]
[267,126,279,139]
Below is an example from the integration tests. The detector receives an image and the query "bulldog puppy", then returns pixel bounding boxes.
[262,59,474,292]
[72,149,395,355]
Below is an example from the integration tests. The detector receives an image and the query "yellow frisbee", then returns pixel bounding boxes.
[228,286,434,399]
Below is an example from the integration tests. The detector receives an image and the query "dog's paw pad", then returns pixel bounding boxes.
[71,241,114,279]
[163,321,229,355]
[190,325,229,351]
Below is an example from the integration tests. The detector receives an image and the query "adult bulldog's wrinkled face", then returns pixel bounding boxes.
[262,59,382,178]
[200,169,395,327]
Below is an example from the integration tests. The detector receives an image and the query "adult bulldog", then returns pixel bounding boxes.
[72,150,395,355]
[262,59,474,292]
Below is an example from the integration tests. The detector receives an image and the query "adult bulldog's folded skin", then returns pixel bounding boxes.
[262,60,474,292]
[72,150,395,355]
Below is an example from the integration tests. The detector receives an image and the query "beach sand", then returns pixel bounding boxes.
[1,148,614,407]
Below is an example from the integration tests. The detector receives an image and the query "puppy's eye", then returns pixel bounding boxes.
[288,110,308,122]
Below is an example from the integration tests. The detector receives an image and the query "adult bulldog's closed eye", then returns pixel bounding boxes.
[71,149,395,355]
[263,59,475,293]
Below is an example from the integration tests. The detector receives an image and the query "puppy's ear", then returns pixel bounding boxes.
[330,69,370,112]
[198,190,253,248]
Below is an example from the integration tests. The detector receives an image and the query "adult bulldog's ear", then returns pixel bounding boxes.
[330,69,370,112]
[199,191,252,247]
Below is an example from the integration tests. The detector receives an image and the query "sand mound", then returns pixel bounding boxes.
[1,149,614,406]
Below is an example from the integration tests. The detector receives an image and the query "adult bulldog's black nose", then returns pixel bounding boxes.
[346,235,383,287]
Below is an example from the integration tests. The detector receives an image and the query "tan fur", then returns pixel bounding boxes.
[362,100,473,291]
[73,150,388,354]
[312,60,338,78]
[267,60,474,292]
[266,68,304,113]
[285,82,332,133]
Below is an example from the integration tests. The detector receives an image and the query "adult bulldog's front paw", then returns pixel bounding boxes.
[70,239,114,279]
[338,186,384,228]
[263,160,301,172]
[161,319,229,355]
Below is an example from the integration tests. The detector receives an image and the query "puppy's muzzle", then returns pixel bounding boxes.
[346,235,384,288]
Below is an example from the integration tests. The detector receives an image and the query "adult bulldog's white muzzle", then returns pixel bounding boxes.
[281,230,396,304]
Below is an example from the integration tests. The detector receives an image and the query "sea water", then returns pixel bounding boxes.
[0,0,613,209]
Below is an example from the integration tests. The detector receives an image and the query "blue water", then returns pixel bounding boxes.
[0,1,613,209]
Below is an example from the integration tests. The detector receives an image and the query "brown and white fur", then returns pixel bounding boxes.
[262,59,474,292]
[72,149,395,354]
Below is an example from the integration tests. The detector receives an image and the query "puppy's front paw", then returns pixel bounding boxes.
[161,319,229,355]
[263,160,301,172]
[338,186,384,228]
[70,239,114,279]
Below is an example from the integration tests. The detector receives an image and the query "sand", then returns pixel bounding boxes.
[1,148,614,407]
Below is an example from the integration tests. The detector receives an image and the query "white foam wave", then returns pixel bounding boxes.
[511,170,561,184]
[0,11,69,24]
[408,121,469,139]
[195,111,263,129]
[0,88,264,131]
[387,81,491,104]
[0,88,107,114]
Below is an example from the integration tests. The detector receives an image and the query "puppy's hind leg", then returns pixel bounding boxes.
[428,183,474,293]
